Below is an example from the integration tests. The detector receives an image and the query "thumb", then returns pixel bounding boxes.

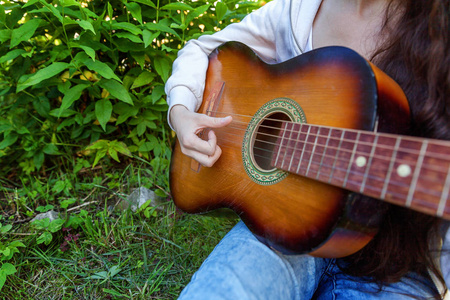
[201,115,233,129]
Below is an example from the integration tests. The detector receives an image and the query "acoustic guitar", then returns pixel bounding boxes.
[169,42,450,258]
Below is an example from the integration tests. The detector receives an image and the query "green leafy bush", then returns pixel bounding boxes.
[0,0,264,179]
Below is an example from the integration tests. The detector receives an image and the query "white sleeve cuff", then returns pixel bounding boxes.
[167,86,199,130]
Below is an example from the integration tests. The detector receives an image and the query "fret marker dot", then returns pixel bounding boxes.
[355,156,367,167]
[397,164,412,177]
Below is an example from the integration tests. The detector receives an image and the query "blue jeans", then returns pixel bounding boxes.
[179,221,437,299]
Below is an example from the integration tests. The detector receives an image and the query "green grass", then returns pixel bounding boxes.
[0,163,238,299]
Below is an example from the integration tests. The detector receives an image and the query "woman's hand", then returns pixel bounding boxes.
[170,105,232,167]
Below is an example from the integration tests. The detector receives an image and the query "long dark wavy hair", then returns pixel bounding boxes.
[340,0,449,298]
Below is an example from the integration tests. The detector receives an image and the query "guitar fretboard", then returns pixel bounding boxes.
[271,122,450,220]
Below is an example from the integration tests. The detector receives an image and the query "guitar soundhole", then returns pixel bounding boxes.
[253,112,291,171]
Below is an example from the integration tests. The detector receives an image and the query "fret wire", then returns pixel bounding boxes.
[381,136,401,199]
[296,125,311,174]
[316,129,332,180]
[288,123,300,172]
[360,134,379,194]
[328,130,346,184]
[343,132,360,188]
[306,127,320,177]
[274,122,289,167]
[406,140,428,208]
[437,165,450,217]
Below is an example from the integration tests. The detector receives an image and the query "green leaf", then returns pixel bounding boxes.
[60,198,76,209]
[0,133,18,150]
[34,151,44,170]
[79,45,96,61]
[89,271,108,280]
[108,148,119,162]
[48,219,65,233]
[0,248,10,257]
[215,2,228,21]
[59,84,89,117]
[36,231,52,245]
[130,52,145,69]
[0,225,12,234]
[39,0,63,23]
[87,139,109,150]
[111,22,142,35]
[1,263,16,276]
[142,30,159,48]
[10,18,41,48]
[23,0,40,8]
[60,0,80,7]
[95,98,113,131]
[131,71,155,89]
[114,32,143,44]
[110,140,132,157]
[0,270,6,291]
[33,96,51,118]
[84,59,121,82]
[0,29,11,43]
[161,3,193,10]
[0,5,5,25]
[8,241,25,248]
[154,57,171,82]
[69,43,96,61]
[49,108,77,118]
[109,265,121,277]
[98,79,133,105]
[139,141,155,152]
[92,149,107,167]
[32,218,51,230]
[145,23,179,38]
[43,144,61,155]
[53,180,67,194]
[128,0,156,8]
[75,20,95,35]
[36,204,54,213]
[0,49,26,63]
[125,2,142,25]
[107,2,113,19]
[151,85,165,104]
[18,62,69,92]
[186,4,210,24]
[115,103,139,125]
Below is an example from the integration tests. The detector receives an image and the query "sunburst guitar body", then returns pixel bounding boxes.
[170,42,450,257]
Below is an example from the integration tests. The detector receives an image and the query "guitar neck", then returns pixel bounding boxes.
[271,122,450,220]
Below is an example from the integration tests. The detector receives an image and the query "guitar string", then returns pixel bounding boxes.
[216,134,447,208]
[198,111,450,201]
[218,118,450,176]
[217,119,450,189]
[228,122,449,175]
[200,116,449,199]
[219,140,447,212]
[206,111,450,168]
[226,123,449,194]
[217,130,445,198]
[210,110,450,161]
